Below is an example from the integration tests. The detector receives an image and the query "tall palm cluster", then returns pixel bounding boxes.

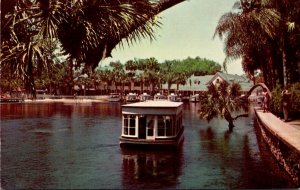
[1,0,185,97]
[215,0,299,90]
[99,58,185,95]
[85,57,220,96]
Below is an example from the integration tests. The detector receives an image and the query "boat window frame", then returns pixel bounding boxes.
[156,115,176,138]
[123,114,137,137]
[146,116,154,138]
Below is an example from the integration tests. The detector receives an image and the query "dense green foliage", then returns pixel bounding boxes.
[289,83,300,117]
[198,81,247,131]
[97,56,221,94]
[158,57,221,92]
[0,55,221,95]
[215,0,300,90]
[270,82,300,118]
[0,0,184,96]
[269,82,284,116]
[161,57,221,76]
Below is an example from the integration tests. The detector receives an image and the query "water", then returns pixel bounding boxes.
[1,102,294,189]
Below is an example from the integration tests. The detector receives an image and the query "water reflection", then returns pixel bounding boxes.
[121,147,183,189]
[1,122,54,189]
[198,124,294,188]
[199,126,260,188]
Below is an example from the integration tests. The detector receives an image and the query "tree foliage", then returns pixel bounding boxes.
[270,82,300,118]
[215,0,300,90]
[198,81,248,131]
[0,0,185,96]
[161,57,221,76]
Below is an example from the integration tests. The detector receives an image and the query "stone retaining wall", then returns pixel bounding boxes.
[255,111,300,187]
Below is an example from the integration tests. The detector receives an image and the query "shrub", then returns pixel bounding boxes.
[270,82,283,117]
[289,82,300,118]
[270,82,300,119]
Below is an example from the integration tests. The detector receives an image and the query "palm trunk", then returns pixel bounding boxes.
[155,0,186,13]
[129,79,132,92]
[115,81,118,92]
[26,44,36,99]
[167,82,171,95]
[228,120,234,132]
[141,80,144,93]
[151,83,154,95]
[267,47,275,90]
[121,82,125,97]
[282,39,288,88]
[224,111,234,132]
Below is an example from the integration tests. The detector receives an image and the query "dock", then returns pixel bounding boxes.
[255,109,300,186]
[0,98,24,103]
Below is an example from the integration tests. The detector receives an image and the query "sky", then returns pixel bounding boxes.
[101,0,244,75]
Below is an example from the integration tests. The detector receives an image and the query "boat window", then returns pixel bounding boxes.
[124,116,128,135]
[123,115,136,136]
[157,116,165,136]
[157,115,175,137]
[129,115,136,136]
[175,113,182,135]
[147,117,154,136]
[165,116,173,136]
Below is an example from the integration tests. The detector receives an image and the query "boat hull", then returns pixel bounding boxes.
[125,99,140,103]
[120,127,184,147]
[108,98,121,102]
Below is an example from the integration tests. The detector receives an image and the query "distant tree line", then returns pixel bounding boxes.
[0,56,221,96]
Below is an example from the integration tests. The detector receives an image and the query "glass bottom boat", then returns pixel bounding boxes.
[120,101,184,147]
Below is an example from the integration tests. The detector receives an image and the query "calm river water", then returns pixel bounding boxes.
[1,102,294,189]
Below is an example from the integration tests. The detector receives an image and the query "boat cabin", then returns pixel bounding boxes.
[154,93,167,101]
[139,93,153,102]
[190,94,200,102]
[108,93,121,102]
[126,93,140,103]
[120,101,184,146]
[167,93,181,102]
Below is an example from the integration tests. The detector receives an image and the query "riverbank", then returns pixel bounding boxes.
[23,98,108,103]
[255,108,300,186]
[0,95,111,103]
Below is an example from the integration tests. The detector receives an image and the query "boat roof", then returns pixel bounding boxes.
[122,101,183,115]
[141,93,152,96]
[122,101,182,108]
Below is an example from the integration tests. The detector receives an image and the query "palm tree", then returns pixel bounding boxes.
[125,60,138,92]
[1,0,71,97]
[161,60,176,94]
[270,0,300,86]
[134,73,144,94]
[98,69,113,94]
[110,61,125,93]
[1,0,186,96]
[198,81,248,132]
[173,72,187,91]
[214,0,281,89]
[143,58,160,94]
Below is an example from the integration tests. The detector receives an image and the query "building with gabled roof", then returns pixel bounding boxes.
[93,66,253,96]
[206,72,253,93]
[161,72,253,95]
